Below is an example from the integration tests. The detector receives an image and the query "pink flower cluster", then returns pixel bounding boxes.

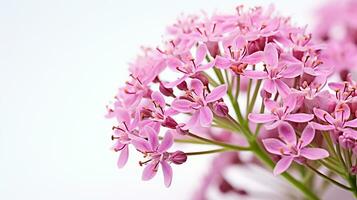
[106,4,357,199]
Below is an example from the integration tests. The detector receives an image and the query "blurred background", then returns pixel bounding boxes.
[0,0,341,199]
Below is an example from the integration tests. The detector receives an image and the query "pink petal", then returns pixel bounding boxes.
[184,110,200,129]
[265,120,283,130]
[142,162,158,181]
[263,79,277,94]
[215,56,231,69]
[299,124,315,147]
[158,130,174,153]
[345,118,357,128]
[248,113,278,123]
[262,138,287,155]
[241,51,265,64]
[117,145,129,168]
[205,84,227,103]
[162,75,187,88]
[196,44,208,64]
[199,106,213,127]
[310,122,335,131]
[275,79,291,97]
[233,36,246,49]
[283,95,297,113]
[313,108,334,124]
[285,113,314,123]
[264,43,278,67]
[300,147,329,160]
[166,57,183,70]
[328,82,345,91]
[273,156,293,175]
[190,79,204,98]
[145,126,159,150]
[243,70,269,79]
[171,99,194,112]
[131,137,151,152]
[279,63,302,78]
[151,91,165,107]
[278,122,297,145]
[264,98,279,111]
[115,108,131,124]
[161,161,173,187]
[198,61,215,71]
[334,103,350,122]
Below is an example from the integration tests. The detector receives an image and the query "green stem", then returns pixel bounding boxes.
[247,79,262,115]
[186,148,229,156]
[234,75,241,100]
[306,163,352,191]
[188,132,251,151]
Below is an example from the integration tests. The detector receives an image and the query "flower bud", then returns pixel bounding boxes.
[177,81,188,91]
[162,116,178,129]
[170,151,187,165]
[159,83,175,97]
[213,102,229,117]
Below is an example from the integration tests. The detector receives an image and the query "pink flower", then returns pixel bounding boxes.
[132,128,186,187]
[242,43,302,97]
[111,109,140,168]
[164,44,215,88]
[311,103,357,132]
[248,95,314,129]
[171,79,227,128]
[263,123,329,175]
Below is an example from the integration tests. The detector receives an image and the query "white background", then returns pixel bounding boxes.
[1,0,345,199]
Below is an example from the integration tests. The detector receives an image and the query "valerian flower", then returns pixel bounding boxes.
[242,43,302,97]
[263,123,329,175]
[249,95,314,129]
[171,79,227,128]
[132,128,186,187]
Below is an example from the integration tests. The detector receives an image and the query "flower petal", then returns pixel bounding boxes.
[264,98,279,111]
[158,130,174,153]
[151,91,165,107]
[142,162,158,181]
[248,113,278,123]
[263,79,277,94]
[313,108,334,124]
[205,84,227,103]
[215,56,231,69]
[310,122,335,131]
[199,106,213,127]
[275,79,291,98]
[161,161,173,187]
[264,43,278,67]
[241,51,265,64]
[279,63,302,78]
[273,156,293,175]
[117,145,129,168]
[345,118,357,128]
[300,147,329,160]
[278,122,297,145]
[262,138,287,155]
[285,113,314,122]
[190,79,204,98]
[184,110,200,129]
[243,70,269,79]
[162,75,187,88]
[171,99,194,112]
[166,57,183,70]
[196,44,208,64]
[300,124,315,147]
[145,126,159,150]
